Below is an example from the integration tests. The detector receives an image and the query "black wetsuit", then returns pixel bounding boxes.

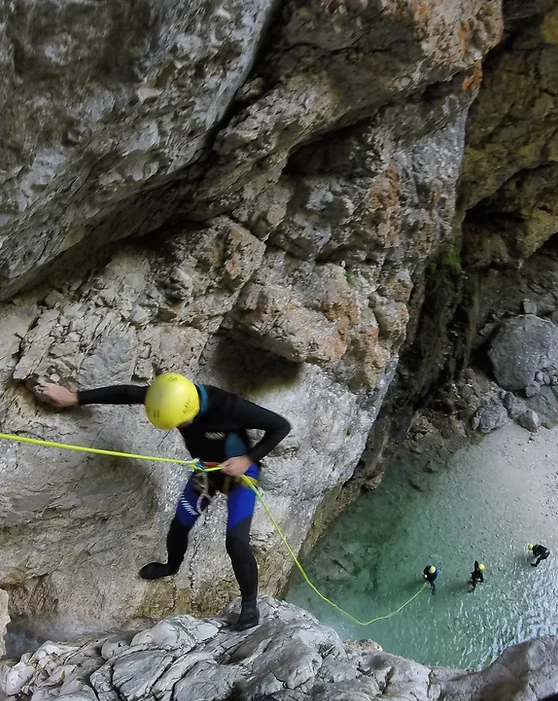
[77,383,291,610]
[423,566,438,594]
[470,561,484,590]
[531,544,550,567]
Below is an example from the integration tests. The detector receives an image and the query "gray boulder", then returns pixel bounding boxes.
[488,315,558,391]
[526,383,543,398]
[472,400,508,433]
[1,598,557,701]
[517,409,541,433]
[524,386,558,429]
[502,392,541,432]
[502,392,526,419]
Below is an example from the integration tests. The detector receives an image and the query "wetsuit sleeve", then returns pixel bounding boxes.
[232,397,291,463]
[77,385,148,405]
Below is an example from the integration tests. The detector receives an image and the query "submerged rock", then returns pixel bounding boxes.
[502,392,542,432]
[1,598,556,701]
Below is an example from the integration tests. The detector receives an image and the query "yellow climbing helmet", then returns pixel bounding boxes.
[478,563,485,571]
[428,566,436,574]
[145,373,200,430]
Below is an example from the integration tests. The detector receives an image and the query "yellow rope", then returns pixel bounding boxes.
[0,432,221,471]
[0,431,426,626]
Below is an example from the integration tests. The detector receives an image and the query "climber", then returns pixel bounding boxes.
[34,373,291,632]
[528,543,550,568]
[469,561,485,591]
[423,565,438,595]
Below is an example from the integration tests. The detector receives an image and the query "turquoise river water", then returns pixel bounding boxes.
[286,423,558,669]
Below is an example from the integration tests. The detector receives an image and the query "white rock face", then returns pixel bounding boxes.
[0,0,503,299]
[0,0,278,298]
[1,598,557,701]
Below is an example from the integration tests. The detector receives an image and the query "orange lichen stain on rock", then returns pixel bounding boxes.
[410,0,430,21]
[369,166,401,209]
[462,61,483,92]
[458,21,469,53]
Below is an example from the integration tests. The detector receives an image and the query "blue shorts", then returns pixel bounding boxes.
[176,463,259,531]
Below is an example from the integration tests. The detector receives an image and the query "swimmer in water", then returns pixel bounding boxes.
[423,565,438,595]
[469,560,485,591]
[528,543,550,567]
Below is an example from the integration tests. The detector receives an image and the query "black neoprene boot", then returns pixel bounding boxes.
[233,598,260,631]
[139,517,190,580]
[139,561,179,580]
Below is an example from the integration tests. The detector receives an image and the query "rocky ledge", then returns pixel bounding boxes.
[1,598,557,701]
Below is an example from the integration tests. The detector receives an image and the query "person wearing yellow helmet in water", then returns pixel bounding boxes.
[469,560,485,591]
[35,373,291,631]
[423,565,438,595]
[528,543,550,567]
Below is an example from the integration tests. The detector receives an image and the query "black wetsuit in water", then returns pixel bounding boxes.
[470,561,484,590]
[77,383,290,627]
[531,544,550,567]
[423,566,438,595]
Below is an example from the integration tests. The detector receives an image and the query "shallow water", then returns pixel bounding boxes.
[3,622,46,659]
[286,423,558,669]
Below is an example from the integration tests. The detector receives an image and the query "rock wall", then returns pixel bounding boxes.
[357,0,558,452]
[0,0,514,641]
[2,598,558,701]
[407,0,558,438]
[460,0,558,269]
[458,0,558,435]
[0,0,502,300]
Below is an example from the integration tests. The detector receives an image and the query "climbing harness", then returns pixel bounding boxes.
[191,461,260,513]
[0,431,425,627]
[192,470,212,515]
[224,473,260,492]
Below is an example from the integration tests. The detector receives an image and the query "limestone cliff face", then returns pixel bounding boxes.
[0,0,500,300]
[0,0,512,640]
